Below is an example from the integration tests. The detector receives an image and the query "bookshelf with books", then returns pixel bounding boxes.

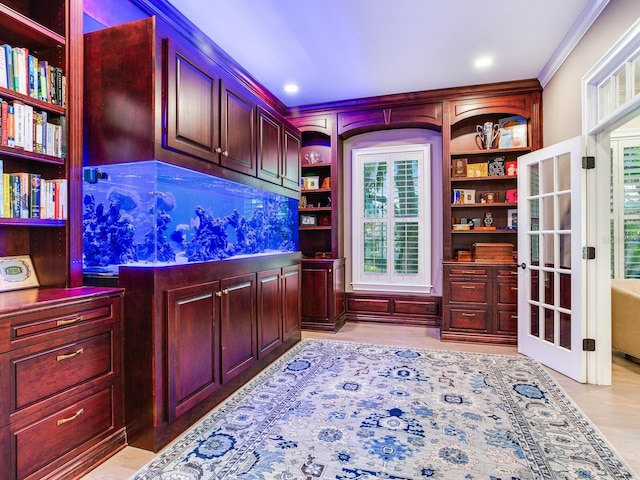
[442,86,542,345]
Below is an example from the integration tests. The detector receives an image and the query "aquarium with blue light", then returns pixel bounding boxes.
[82,161,298,276]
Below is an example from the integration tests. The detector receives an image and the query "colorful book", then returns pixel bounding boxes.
[7,103,14,147]
[0,99,7,146]
[0,160,3,217]
[0,46,8,89]
[2,173,9,218]
[13,101,24,149]
[29,173,41,218]
[23,104,33,152]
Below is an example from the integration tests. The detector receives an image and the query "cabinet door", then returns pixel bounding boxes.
[257,268,282,358]
[282,264,301,340]
[166,281,220,421]
[257,107,282,185]
[221,273,257,383]
[220,77,257,175]
[165,37,220,163]
[282,124,301,191]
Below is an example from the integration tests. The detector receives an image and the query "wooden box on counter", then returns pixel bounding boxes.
[472,243,514,262]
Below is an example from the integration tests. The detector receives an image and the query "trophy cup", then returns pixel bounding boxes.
[476,122,500,149]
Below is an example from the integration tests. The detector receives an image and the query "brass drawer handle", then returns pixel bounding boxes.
[511,287,518,291]
[511,315,518,319]
[462,285,476,289]
[57,408,84,426]
[56,316,82,326]
[462,313,476,317]
[461,270,478,274]
[56,348,84,361]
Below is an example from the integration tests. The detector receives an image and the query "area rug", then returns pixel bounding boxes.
[131,339,637,480]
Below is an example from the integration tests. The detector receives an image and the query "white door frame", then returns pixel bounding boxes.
[582,18,640,385]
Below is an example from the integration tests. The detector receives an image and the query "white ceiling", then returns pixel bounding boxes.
[167,0,597,107]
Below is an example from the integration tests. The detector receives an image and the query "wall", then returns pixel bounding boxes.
[342,129,444,296]
[543,0,640,145]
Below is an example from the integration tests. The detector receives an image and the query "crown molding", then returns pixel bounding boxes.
[538,0,611,87]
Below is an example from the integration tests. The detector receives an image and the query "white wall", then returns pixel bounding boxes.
[543,0,640,145]
[342,128,444,296]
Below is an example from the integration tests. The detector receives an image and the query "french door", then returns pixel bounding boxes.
[517,136,587,382]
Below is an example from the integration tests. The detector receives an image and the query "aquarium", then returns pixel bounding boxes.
[82,161,298,275]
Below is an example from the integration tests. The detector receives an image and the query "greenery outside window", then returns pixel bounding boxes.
[351,144,432,292]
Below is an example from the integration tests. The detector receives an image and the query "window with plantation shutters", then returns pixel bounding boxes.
[610,134,640,279]
[352,145,432,292]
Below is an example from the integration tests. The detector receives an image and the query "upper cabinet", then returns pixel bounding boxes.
[0,0,83,287]
[257,106,301,191]
[84,16,299,195]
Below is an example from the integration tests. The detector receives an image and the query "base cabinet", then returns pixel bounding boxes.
[441,263,517,344]
[119,253,301,452]
[301,258,346,332]
[346,292,441,326]
[0,287,125,480]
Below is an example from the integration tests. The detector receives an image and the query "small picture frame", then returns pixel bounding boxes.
[305,176,320,190]
[0,255,40,292]
[507,208,518,228]
[452,158,468,178]
[300,214,317,226]
[480,191,499,204]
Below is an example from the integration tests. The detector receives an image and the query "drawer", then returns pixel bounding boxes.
[393,300,439,316]
[496,309,518,334]
[14,387,114,480]
[347,297,390,314]
[497,282,518,304]
[450,281,489,304]
[11,299,117,345]
[449,308,488,331]
[13,331,114,411]
[447,266,489,278]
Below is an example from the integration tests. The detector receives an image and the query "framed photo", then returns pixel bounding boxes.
[480,191,499,204]
[300,214,317,226]
[506,160,518,176]
[466,162,488,178]
[507,208,518,228]
[303,176,320,190]
[0,255,39,292]
[452,158,467,178]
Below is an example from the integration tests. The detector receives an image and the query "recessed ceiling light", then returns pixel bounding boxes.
[475,57,493,69]
[284,83,299,94]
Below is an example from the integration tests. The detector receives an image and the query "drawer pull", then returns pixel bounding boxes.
[57,408,84,426]
[511,315,518,320]
[462,313,476,317]
[511,287,518,291]
[461,270,478,275]
[56,316,82,326]
[462,285,476,290]
[56,348,84,361]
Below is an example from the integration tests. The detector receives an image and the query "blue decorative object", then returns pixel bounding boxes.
[82,161,298,274]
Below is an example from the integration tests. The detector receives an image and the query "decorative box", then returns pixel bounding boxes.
[472,243,514,262]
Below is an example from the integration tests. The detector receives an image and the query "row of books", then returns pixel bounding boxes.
[0,98,66,158]
[0,44,66,107]
[0,171,67,220]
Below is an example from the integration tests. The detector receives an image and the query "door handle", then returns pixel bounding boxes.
[519,262,526,270]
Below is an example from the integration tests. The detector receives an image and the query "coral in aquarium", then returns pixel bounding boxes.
[138,192,177,263]
[82,193,138,267]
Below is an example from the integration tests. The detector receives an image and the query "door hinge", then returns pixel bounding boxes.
[582,246,596,259]
[583,338,596,351]
[582,156,595,169]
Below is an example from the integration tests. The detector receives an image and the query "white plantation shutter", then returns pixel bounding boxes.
[352,145,432,293]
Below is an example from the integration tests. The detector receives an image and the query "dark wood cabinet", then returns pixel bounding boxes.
[346,292,441,326]
[337,103,441,137]
[0,287,125,480]
[220,75,257,175]
[166,281,221,422]
[257,264,301,358]
[301,258,345,332]
[119,253,300,452]
[220,273,257,383]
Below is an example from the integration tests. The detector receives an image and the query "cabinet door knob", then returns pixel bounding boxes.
[223,288,229,295]
[222,150,229,157]
[215,147,222,154]
[215,291,223,297]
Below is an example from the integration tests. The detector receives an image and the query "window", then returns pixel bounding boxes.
[351,144,431,292]
[610,134,640,279]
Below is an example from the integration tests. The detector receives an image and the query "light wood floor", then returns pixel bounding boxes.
[80,323,640,479]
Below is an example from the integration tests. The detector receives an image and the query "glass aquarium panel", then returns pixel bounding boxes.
[82,161,298,274]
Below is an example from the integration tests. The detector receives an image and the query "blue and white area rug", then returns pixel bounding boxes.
[132,339,637,479]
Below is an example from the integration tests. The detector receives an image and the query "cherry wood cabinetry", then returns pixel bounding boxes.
[0,0,83,287]
[0,287,124,480]
[257,107,301,191]
[118,253,300,452]
[337,103,441,137]
[301,258,345,332]
[346,292,441,326]
[84,16,299,195]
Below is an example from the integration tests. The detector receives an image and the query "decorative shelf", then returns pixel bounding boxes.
[451,202,517,208]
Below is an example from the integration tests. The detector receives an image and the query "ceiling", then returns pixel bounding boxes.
[167,0,597,107]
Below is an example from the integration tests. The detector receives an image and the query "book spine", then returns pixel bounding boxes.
[23,104,33,152]
[10,174,20,218]
[0,159,3,218]
[35,111,43,153]
[29,173,41,218]
[2,173,9,218]
[28,54,36,98]
[13,101,24,149]
[0,46,7,89]
[56,68,62,107]
[18,172,29,218]
[38,61,48,102]
[49,65,56,105]
[0,99,5,147]
[7,103,14,147]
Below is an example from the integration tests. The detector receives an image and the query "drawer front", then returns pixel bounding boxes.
[347,297,390,314]
[447,266,489,278]
[12,299,116,343]
[497,281,518,304]
[13,331,113,411]
[496,309,518,334]
[15,387,114,480]
[450,281,489,304]
[393,300,439,316]
[449,308,489,331]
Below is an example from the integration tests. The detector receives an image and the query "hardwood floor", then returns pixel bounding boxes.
[80,323,640,479]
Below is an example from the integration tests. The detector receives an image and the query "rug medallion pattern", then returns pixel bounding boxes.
[132,340,637,479]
